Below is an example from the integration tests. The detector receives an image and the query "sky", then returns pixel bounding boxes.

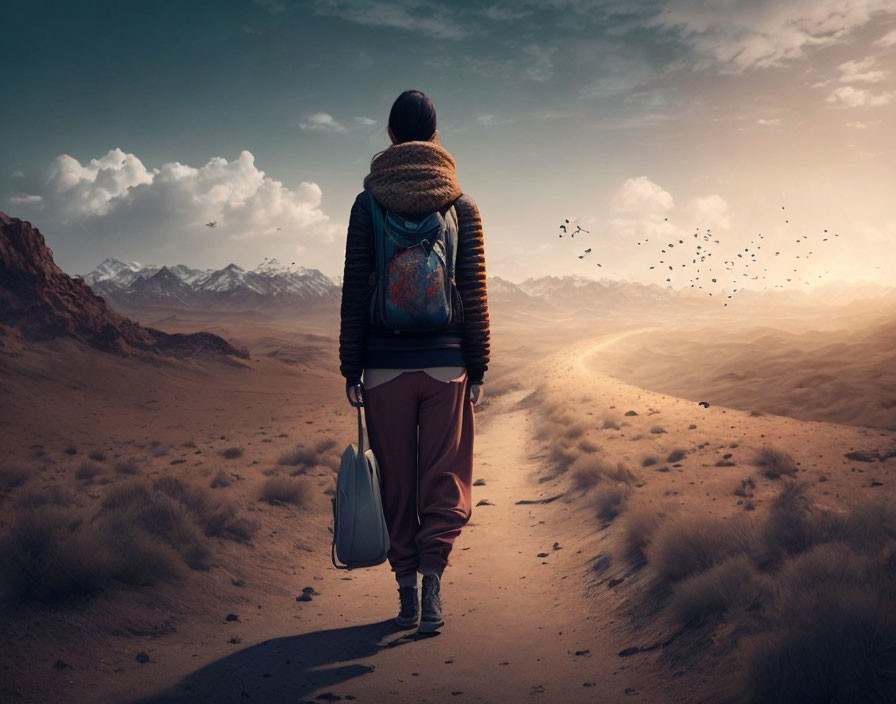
[2,0,895,291]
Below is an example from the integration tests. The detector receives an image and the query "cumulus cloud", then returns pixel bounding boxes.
[6,148,337,272]
[837,56,888,83]
[644,0,896,72]
[298,112,346,131]
[612,176,674,214]
[685,194,731,230]
[827,85,894,107]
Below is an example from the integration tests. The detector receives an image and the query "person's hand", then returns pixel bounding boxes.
[346,382,364,407]
[469,383,482,405]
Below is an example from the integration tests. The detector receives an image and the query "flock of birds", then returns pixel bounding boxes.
[558,207,860,307]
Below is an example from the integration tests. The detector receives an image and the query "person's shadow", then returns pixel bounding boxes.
[128,618,431,703]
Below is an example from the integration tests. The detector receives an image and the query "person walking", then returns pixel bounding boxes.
[338,89,490,633]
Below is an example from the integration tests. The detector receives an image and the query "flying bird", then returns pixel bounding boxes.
[205,221,217,228]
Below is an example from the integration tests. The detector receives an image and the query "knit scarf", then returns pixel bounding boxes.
[363,131,462,215]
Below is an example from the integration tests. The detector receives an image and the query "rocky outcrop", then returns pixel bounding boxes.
[0,211,249,359]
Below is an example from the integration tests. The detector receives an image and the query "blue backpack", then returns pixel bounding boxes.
[366,189,464,333]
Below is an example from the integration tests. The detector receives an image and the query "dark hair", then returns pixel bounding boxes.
[388,90,437,143]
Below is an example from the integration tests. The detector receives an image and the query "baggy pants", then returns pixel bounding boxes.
[362,370,475,578]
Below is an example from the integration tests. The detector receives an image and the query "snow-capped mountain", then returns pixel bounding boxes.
[81,257,342,309]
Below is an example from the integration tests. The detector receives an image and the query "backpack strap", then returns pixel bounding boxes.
[366,189,386,289]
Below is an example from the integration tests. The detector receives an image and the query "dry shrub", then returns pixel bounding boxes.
[114,457,140,475]
[314,436,339,454]
[590,483,632,521]
[753,446,798,478]
[668,554,771,625]
[0,465,30,489]
[568,456,612,493]
[220,446,243,460]
[152,476,258,543]
[16,484,74,509]
[666,448,688,463]
[619,503,664,566]
[762,481,833,558]
[645,513,756,584]
[832,496,896,553]
[605,462,637,485]
[75,460,105,481]
[741,547,896,704]
[602,418,621,431]
[650,425,667,434]
[0,506,117,603]
[546,445,578,474]
[563,422,587,440]
[577,437,600,454]
[88,451,107,462]
[277,444,319,468]
[533,419,559,443]
[641,455,658,467]
[210,469,233,488]
[260,475,309,506]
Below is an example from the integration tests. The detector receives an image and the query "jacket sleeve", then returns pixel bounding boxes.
[454,194,490,384]
[339,192,372,386]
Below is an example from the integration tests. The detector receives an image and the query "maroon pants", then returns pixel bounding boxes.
[363,370,475,578]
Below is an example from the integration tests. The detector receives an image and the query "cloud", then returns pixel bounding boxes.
[298,112,346,132]
[310,0,470,40]
[523,44,556,82]
[685,194,731,230]
[757,118,782,126]
[837,56,888,83]
[873,28,896,47]
[846,119,880,128]
[827,85,894,107]
[5,148,337,269]
[476,114,516,126]
[612,176,674,214]
[353,116,376,125]
[643,0,896,72]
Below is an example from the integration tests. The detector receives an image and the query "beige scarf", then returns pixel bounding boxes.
[363,130,462,214]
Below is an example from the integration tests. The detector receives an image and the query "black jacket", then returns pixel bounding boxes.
[339,191,490,386]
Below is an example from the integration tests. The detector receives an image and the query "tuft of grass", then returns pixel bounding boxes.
[752,446,798,479]
[666,448,688,463]
[668,554,771,626]
[563,422,587,440]
[577,437,600,454]
[88,451,107,462]
[16,484,74,509]
[645,513,756,584]
[0,465,31,490]
[114,458,140,475]
[277,444,319,469]
[650,425,667,434]
[75,461,105,481]
[546,445,578,474]
[220,447,243,460]
[602,418,621,431]
[210,470,233,489]
[619,503,664,566]
[641,455,658,468]
[590,483,632,521]
[260,475,309,506]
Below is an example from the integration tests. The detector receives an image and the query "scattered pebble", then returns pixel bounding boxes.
[136,652,150,663]
[225,613,239,622]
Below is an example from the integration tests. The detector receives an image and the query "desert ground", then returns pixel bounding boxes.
[2,296,895,704]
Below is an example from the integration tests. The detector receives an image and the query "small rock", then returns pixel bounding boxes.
[297,594,313,602]
[537,552,549,558]
[619,646,640,657]
[225,613,239,622]
[302,586,321,595]
[231,578,245,587]
[688,424,697,430]
[476,499,494,506]
[608,577,625,588]
[624,410,638,416]
[552,542,562,550]
[473,478,486,486]
[315,693,341,702]
[625,687,638,695]
[228,636,241,644]
[871,480,883,487]
[583,682,597,687]
[53,660,68,670]
[574,649,590,656]
[136,652,150,663]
